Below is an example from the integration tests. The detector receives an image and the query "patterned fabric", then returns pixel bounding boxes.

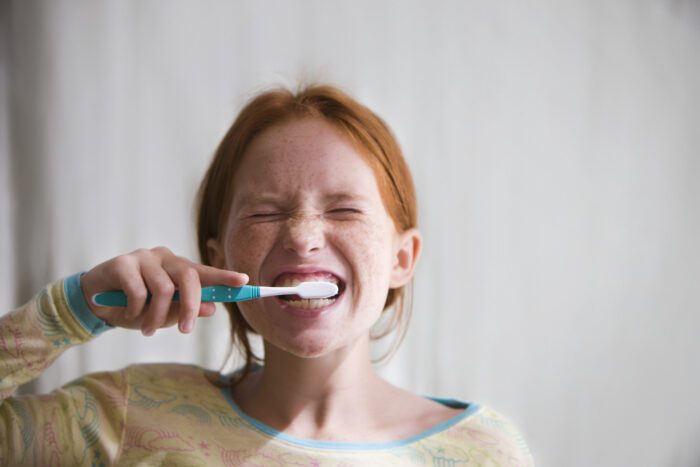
[0,274,535,466]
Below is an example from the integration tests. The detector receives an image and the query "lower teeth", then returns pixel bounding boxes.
[284,298,335,309]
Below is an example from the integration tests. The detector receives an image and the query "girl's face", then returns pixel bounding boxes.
[207,118,419,358]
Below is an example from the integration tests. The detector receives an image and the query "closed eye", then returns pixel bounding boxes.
[249,212,284,219]
[329,208,360,213]
[326,208,363,219]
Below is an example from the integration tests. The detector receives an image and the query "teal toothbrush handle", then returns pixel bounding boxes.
[200,285,260,302]
[92,285,261,307]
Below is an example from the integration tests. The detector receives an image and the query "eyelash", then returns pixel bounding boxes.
[247,208,362,219]
[328,208,360,214]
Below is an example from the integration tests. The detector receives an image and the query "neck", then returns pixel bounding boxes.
[233,335,390,437]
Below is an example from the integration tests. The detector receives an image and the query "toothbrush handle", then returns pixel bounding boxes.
[200,286,260,302]
[92,286,261,307]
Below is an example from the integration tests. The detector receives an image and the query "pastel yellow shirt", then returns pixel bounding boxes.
[0,273,534,466]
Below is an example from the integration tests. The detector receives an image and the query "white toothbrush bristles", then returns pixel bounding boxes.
[295,281,339,299]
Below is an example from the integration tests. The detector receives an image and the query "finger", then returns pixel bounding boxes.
[114,255,149,320]
[193,262,249,287]
[140,261,176,336]
[197,302,217,317]
[160,306,182,329]
[163,263,201,334]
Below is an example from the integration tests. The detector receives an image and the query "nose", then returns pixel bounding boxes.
[281,214,325,257]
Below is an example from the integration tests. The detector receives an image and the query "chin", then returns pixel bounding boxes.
[273,324,374,361]
[276,334,339,359]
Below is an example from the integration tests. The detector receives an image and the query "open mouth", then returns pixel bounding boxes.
[272,271,345,310]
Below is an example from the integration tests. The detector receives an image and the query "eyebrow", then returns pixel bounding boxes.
[234,191,370,207]
[234,192,283,206]
[324,192,370,203]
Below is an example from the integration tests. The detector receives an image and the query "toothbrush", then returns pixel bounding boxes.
[92,282,339,308]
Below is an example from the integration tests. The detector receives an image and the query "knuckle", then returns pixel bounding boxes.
[152,279,175,297]
[180,304,198,318]
[128,248,150,262]
[112,254,132,270]
[128,284,148,302]
[151,246,172,256]
[131,249,155,267]
[179,266,199,283]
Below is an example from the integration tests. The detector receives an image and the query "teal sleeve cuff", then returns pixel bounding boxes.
[64,271,114,336]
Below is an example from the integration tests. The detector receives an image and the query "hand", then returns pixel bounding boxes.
[79,246,248,336]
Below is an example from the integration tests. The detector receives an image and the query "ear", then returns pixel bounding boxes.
[389,228,422,288]
[206,238,226,270]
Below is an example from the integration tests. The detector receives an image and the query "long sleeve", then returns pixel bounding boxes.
[0,273,127,465]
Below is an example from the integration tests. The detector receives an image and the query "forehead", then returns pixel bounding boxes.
[231,118,381,203]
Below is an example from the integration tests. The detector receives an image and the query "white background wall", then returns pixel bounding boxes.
[2,1,699,465]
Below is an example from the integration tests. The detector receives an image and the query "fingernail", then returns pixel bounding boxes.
[142,328,154,337]
[181,319,193,333]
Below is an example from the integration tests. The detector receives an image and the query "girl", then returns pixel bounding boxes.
[0,84,533,465]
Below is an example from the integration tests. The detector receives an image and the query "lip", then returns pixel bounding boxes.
[273,292,343,318]
[270,266,346,286]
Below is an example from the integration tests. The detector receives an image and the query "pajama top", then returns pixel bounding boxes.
[0,272,534,466]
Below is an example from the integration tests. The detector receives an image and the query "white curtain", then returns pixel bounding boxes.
[2,1,700,465]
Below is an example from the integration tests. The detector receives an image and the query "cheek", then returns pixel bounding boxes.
[227,224,279,332]
[334,220,395,302]
[226,223,279,279]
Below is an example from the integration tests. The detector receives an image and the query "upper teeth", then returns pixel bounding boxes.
[276,275,339,288]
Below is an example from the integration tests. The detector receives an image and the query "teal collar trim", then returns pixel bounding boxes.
[218,374,480,451]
